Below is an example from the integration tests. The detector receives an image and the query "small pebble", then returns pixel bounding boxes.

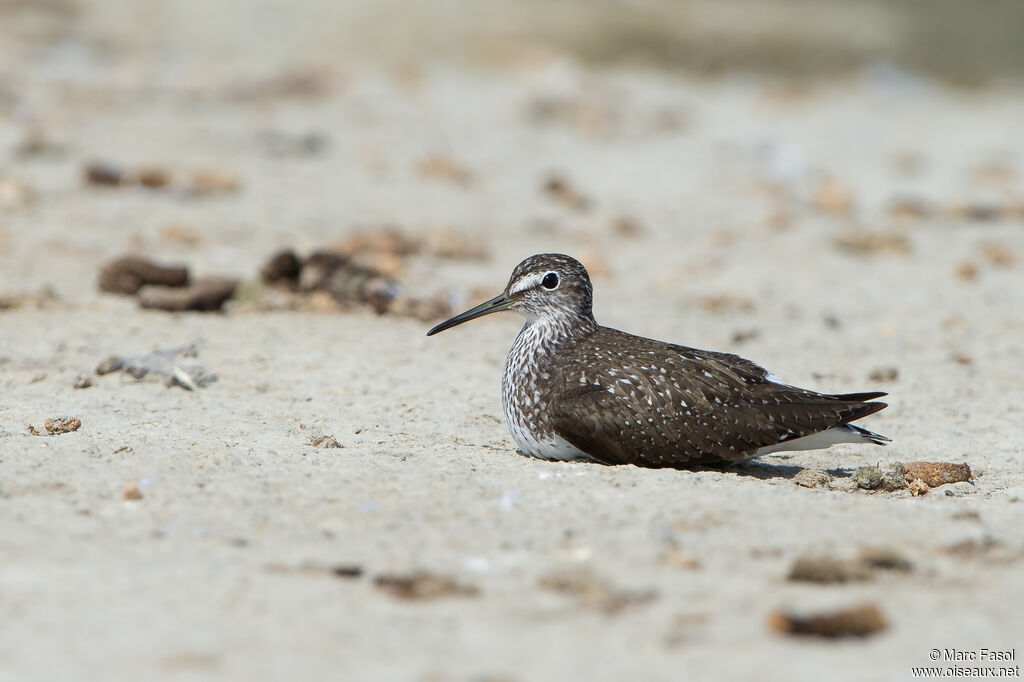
[956,262,979,281]
[834,231,910,256]
[942,482,976,497]
[98,256,190,295]
[84,161,125,186]
[612,215,644,237]
[857,547,913,573]
[331,565,363,578]
[95,356,125,375]
[697,294,755,315]
[880,463,909,492]
[868,367,899,382]
[768,603,887,638]
[947,201,1003,222]
[543,175,590,211]
[982,243,1015,267]
[538,567,656,615]
[44,417,81,435]
[137,277,238,312]
[133,167,173,189]
[308,434,343,448]
[731,328,760,344]
[260,250,302,287]
[852,466,883,490]
[187,170,239,195]
[787,557,872,583]
[793,469,834,489]
[908,478,930,496]
[374,571,478,600]
[812,178,854,214]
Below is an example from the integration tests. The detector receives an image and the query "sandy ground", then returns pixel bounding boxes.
[2,7,1024,681]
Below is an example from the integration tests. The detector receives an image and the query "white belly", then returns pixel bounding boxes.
[506,416,590,461]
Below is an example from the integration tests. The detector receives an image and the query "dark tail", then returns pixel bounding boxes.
[830,391,890,443]
[832,391,887,402]
[846,423,892,445]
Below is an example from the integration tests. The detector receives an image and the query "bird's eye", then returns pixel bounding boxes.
[541,272,559,290]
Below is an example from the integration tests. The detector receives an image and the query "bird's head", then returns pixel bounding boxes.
[427,253,594,336]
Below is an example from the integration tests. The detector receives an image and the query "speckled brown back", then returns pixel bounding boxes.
[548,327,887,467]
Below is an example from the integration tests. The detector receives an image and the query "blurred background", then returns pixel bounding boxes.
[2,0,1021,314]
[4,0,1024,81]
[2,3,1023,681]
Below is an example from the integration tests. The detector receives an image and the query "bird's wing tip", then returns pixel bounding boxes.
[848,423,892,445]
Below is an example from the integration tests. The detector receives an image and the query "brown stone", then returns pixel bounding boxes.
[137,277,237,312]
[44,417,81,435]
[98,256,190,295]
[902,461,972,488]
[769,603,887,638]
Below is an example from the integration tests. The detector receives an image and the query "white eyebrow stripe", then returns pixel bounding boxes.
[510,272,544,294]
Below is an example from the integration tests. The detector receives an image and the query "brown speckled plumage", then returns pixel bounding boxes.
[428,253,889,468]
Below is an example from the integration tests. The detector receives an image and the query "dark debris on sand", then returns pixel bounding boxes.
[374,571,479,601]
[538,567,657,615]
[768,602,887,639]
[787,547,913,584]
[28,417,82,436]
[94,342,217,391]
[256,244,455,322]
[96,223,484,322]
[98,256,236,312]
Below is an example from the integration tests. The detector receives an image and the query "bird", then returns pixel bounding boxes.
[427,253,890,468]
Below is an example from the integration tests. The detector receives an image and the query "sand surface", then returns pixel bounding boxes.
[2,6,1024,681]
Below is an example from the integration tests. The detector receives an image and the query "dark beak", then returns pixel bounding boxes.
[426,293,512,336]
